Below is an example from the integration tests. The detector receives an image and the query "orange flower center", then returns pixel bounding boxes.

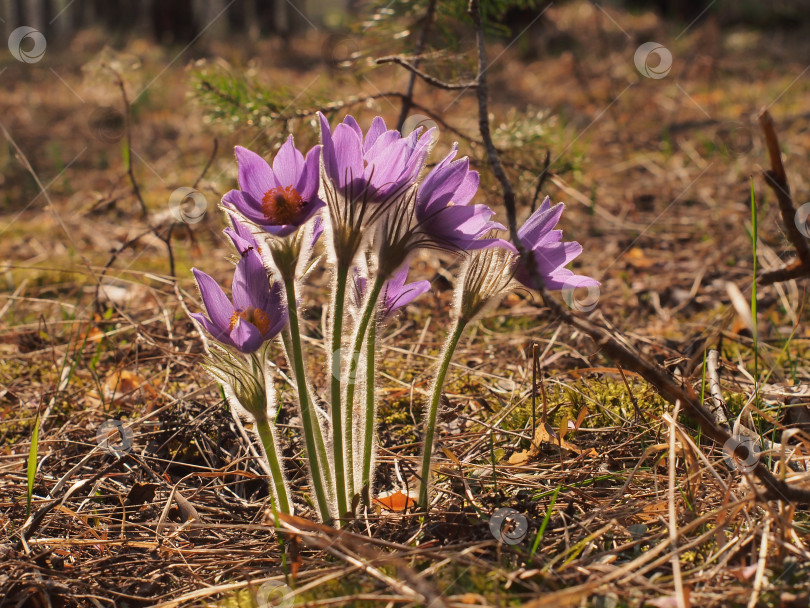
[229,307,271,335]
[261,186,304,225]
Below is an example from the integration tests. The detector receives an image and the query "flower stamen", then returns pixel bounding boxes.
[261,186,304,225]
[229,307,272,335]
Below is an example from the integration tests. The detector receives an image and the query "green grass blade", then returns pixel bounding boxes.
[531,485,560,557]
[26,410,41,518]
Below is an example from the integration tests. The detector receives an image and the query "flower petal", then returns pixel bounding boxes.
[331,122,364,190]
[192,268,234,330]
[190,312,236,349]
[297,144,322,200]
[384,279,430,318]
[272,135,305,188]
[262,281,289,338]
[235,146,275,201]
[424,203,499,249]
[231,251,271,312]
[229,317,264,353]
[342,115,364,142]
[364,116,387,152]
[417,157,470,217]
[225,214,261,255]
[517,201,565,244]
[319,112,338,182]
[452,169,479,207]
[543,268,601,291]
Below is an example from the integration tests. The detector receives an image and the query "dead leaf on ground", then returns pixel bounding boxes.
[374,490,417,512]
[508,422,599,465]
[87,369,159,408]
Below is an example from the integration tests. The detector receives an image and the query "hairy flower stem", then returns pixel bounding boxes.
[280,329,334,507]
[283,278,332,524]
[418,317,468,510]
[361,315,377,507]
[254,417,291,515]
[345,274,385,501]
[330,263,350,522]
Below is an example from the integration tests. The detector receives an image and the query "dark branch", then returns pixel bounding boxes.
[376,55,476,91]
[758,109,810,282]
[396,0,438,130]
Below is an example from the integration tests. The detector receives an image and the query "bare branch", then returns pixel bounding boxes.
[396,0,438,129]
[376,55,476,91]
[758,109,810,281]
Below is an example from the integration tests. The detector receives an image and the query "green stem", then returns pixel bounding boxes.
[281,329,334,500]
[345,275,386,502]
[361,313,378,507]
[283,278,332,524]
[255,417,291,515]
[418,317,468,510]
[330,264,349,522]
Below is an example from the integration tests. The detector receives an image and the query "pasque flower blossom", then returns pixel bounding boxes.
[513,196,599,291]
[353,262,430,322]
[222,137,323,237]
[415,144,513,252]
[191,248,288,354]
[319,113,434,204]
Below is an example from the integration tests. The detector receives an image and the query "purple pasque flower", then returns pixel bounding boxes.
[415,144,514,252]
[379,263,430,321]
[318,113,434,204]
[352,263,430,321]
[191,249,288,354]
[222,136,323,237]
[513,196,599,291]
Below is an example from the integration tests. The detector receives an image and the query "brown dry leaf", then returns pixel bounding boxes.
[374,490,416,512]
[509,422,599,465]
[728,564,758,582]
[173,490,200,522]
[125,482,157,506]
[633,500,669,523]
[575,406,589,431]
[441,447,461,466]
[646,587,691,608]
[508,450,532,466]
[558,414,570,442]
[95,369,159,407]
[626,247,655,269]
[457,593,486,604]
[105,370,142,394]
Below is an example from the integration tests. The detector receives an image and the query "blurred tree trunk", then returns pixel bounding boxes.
[1,0,323,48]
